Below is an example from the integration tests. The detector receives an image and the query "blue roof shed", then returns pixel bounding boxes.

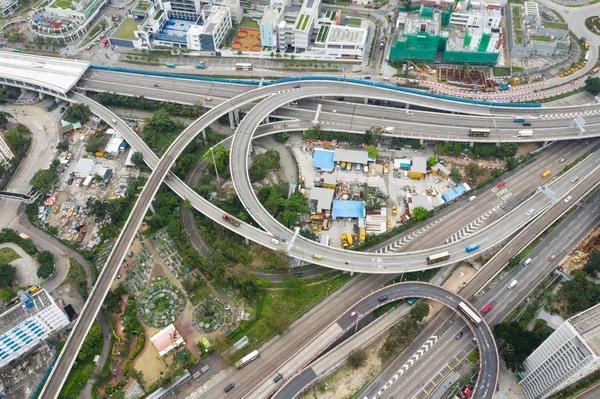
[332,200,365,219]
[441,183,471,203]
[313,149,335,171]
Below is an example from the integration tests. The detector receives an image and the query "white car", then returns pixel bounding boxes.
[526,208,535,216]
[564,195,573,203]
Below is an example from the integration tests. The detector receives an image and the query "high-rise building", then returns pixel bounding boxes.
[519,303,600,399]
[0,0,18,15]
[0,134,14,165]
[0,290,70,370]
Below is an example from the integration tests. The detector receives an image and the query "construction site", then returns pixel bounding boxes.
[561,227,600,273]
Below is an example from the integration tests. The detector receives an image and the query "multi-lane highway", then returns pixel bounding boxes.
[29,73,599,398]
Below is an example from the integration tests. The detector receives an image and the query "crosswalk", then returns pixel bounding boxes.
[369,336,439,399]
[375,216,448,253]
[539,109,600,119]
[444,205,502,244]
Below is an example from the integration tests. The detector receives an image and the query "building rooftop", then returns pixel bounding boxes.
[151,324,184,357]
[203,6,229,35]
[0,290,53,337]
[405,14,440,36]
[260,6,282,26]
[332,200,365,219]
[326,25,366,45]
[570,303,600,355]
[410,194,434,211]
[0,52,89,95]
[309,187,335,210]
[313,148,335,171]
[333,149,368,165]
[411,156,427,174]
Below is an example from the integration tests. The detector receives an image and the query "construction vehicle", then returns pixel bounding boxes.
[384,166,389,176]
[312,225,322,231]
[408,61,421,72]
[342,235,349,248]
[310,214,324,222]
[387,219,391,229]
[322,219,329,230]
[360,229,366,242]
[511,77,521,86]
[222,213,241,227]
[95,152,105,157]
[392,207,397,216]
[341,161,346,171]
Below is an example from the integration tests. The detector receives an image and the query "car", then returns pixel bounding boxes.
[559,158,566,163]
[564,195,573,203]
[549,254,556,261]
[468,195,477,202]
[204,97,213,101]
[526,208,534,216]
[273,374,283,383]
[571,177,579,183]
[378,295,388,302]
[59,107,65,113]
[349,309,359,318]
[293,84,302,89]
[455,331,464,340]
[481,304,492,314]
[224,383,235,393]
[294,272,303,277]
[153,84,161,87]
[67,177,74,185]
[289,101,298,106]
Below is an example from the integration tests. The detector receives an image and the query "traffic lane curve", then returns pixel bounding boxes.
[76,91,600,276]
[82,68,600,115]
[229,83,600,272]
[272,282,498,399]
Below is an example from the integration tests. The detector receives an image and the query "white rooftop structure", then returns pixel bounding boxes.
[309,187,335,210]
[72,158,95,177]
[333,149,368,165]
[327,25,366,45]
[0,289,70,369]
[0,52,90,97]
[105,134,124,156]
[151,324,185,357]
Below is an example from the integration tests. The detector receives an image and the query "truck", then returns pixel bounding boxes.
[102,38,108,46]
[19,233,30,240]
[342,235,349,248]
[119,141,129,151]
[310,214,323,222]
[95,151,105,157]
[360,228,366,242]
[585,51,590,62]
[347,162,352,171]
[392,207,397,216]
[383,166,389,176]
[541,170,551,179]
[384,127,395,133]
[517,130,534,137]
[356,163,361,173]
[465,243,480,253]
[513,116,525,123]
[341,161,346,171]
[222,213,241,227]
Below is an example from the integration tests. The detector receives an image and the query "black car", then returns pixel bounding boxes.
[59,107,65,113]
[273,374,283,383]
[295,272,303,277]
[224,383,235,393]
[293,84,302,89]
[455,331,464,340]
[378,295,388,302]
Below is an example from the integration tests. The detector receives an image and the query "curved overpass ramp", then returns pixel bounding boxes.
[265,282,498,399]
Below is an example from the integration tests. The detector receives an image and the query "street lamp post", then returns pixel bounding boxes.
[211,146,221,185]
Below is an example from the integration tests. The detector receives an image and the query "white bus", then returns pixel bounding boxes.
[468,128,491,137]
[426,251,450,264]
[458,301,482,325]
[235,350,260,369]
[235,63,253,71]
[517,130,533,137]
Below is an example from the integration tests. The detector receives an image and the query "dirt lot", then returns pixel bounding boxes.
[424,264,477,322]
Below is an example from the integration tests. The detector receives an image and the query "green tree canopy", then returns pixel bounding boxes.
[585,77,600,95]
[64,103,91,124]
[449,168,462,184]
[428,156,438,168]
[55,140,69,152]
[498,142,518,158]
[410,301,430,323]
[131,151,145,169]
[0,264,16,288]
[4,129,28,155]
[30,169,57,193]
[36,250,55,279]
[367,145,378,159]
[585,251,600,276]
[412,206,430,221]
[464,162,485,183]
[0,111,12,127]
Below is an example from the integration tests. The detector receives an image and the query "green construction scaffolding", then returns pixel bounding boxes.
[441,51,499,65]
[441,6,453,27]
[389,31,441,63]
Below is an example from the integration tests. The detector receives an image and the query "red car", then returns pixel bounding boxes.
[481,303,492,314]
[204,97,213,101]
[549,254,556,261]
[349,309,359,318]
[497,181,506,188]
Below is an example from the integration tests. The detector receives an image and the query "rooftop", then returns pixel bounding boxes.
[260,7,282,26]
[309,187,335,210]
[0,52,89,95]
[332,200,365,219]
[570,303,600,355]
[151,324,184,357]
[326,25,366,45]
[112,16,139,40]
[203,6,229,35]
[405,13,440,36]
[0,290,53,337]
[333,149,368,165]
[411,156,427,174]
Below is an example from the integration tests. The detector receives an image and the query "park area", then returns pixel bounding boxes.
[232,28,262,52]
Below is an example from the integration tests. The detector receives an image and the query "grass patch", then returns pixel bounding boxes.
[239,16,259,29]
[112,17,139,40]
[67,257,89,299]
[347,17,362,27]
[512,6,520,17]
[50,0,74,9]
[515,31,523,45]
[551,10,565,23]
[317,25,330,42]
[229,275,351,348]
[512,65,525,72]
[0,247,20,263]
[542,22,568,30]
[514,18,521,30]
[154,10,164,20]
[531,35,552,43]
[493,67,511,76]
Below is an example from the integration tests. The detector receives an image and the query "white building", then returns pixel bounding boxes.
[322,24,367,59]
[0,0,18,15]
[259,6,284,48]
[293,0,321,50]
[186,5,232,51]
[0,290,70,369]
[520,303,600,398]
[0,135,14,164]
[449,1,501,29]
[151,324,185,357]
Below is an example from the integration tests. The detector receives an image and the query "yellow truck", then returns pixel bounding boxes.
[312,225,322,231]
[342,235,349,248]
[392,207,397,216]
[310,214,324,221]
[360,228,366,242]
[322,219,329,230]
[541,170,551,179]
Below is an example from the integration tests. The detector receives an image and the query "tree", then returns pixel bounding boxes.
[347,349,367,369]
[493,321,544,372]
[183,199,192,210]
[0,290,12,303]
[427,156,438,168]
[36,250,55,279]
[4,129,28,155]
[30,169,57,193]
[412,206,430,221]
[506,157,519,170]
[452,142,462,155]
[131,151,145,169]
[300,229,318,241]
[449,168,462,184]
[410,302,430,323]
[85,136,103,153]
[367,145,378,160]
[55,140,69,151]
[281,275,306,292]
[0,264,16,288]
[64,103,91,123]
[585,251,600,276]
[464,162,484,183]
[585,77,600,95]
[498,142,518,158]
[0,111,11,127]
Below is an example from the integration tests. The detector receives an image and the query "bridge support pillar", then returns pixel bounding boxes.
[405,103,410,111]
[469,141,474,147]
[420,138,424,146]
[349,271,354,276]
[234,108,240,124]
[245,237,249,245]
[228,111,236,130]
[38,92,44,100]
[364,98,368,105]
[542,140,549,147]
[200,129,206,141]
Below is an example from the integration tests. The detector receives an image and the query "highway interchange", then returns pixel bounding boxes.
[0,64,592,399]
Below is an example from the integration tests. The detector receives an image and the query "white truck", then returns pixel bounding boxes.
[517,129,533,137]
[384,127,395,133]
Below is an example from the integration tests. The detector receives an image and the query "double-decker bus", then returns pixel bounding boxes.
[235,63,253,71]
[468,128,491,137]
[426,251,450,264]
[235,350,260,369]
[457,301,482,325]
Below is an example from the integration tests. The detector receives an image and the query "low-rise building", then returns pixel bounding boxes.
[0,134,14,164]
[410,156,427,179]
[0,0,18,15]
[309,187,335,211]
[186,6,232,51]
[431,163,450,178]
[151,324,185,357]
[322,24,367,60]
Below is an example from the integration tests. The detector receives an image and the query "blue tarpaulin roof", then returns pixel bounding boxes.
[332,200,365,219]
[313,149,335,171]
[441,183,471,202]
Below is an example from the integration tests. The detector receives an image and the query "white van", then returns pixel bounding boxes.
[111,118,117,123]
[468,196,477,202]
[507,279,518,289]
[523,258,532,266]
[271,238,280,245]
